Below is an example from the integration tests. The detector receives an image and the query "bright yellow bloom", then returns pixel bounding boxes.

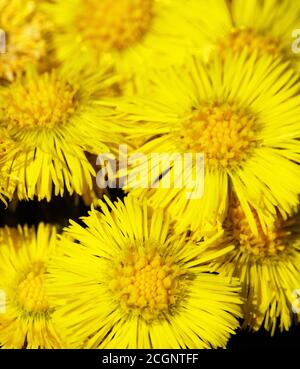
[111,52,300,234]
[182,0,300,68]
[0,0,51,82]
[48,196,242,349]
[44,0,200,80]
[0,128,20,203]
[210,196,300,335]
[0,224,63,348]
[0,64,119,201]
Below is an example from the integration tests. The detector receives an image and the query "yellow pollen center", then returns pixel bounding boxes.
[219,28,283,58]
[181,102,258,169]
[110,247,183,321]
[16,262,49,313]
[225,200,295,258]
[76,0,153,51]
[3,72,79,129]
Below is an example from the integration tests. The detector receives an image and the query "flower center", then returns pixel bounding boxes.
[2,72,79,129]
[76,0,153,52]
[16,262,49,313]
[219,28,283,59]
[0,0,47,81]
[181,102,258,170]
[110,247,183,321]
[224,199,298,258]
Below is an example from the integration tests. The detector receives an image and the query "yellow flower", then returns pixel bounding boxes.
[0,0,51,82]
[0,128,20,203]
[44,0,199,79]
[182,0,300,67]
[210,196,300,335]
[111,52,300,234]
[0,224,63,348]
[48,196,242,349]
[0,63,119,201]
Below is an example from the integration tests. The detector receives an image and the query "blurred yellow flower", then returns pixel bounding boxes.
[0,0,51,82]
[44,0,201,80]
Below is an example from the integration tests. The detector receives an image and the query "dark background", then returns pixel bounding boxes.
[1,189,299,349]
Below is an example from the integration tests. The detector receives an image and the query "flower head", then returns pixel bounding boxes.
[0,0,51,82]
[0,224,63,348]
[44,0,199,80]
[182,0,300,67]
[0,128,20,203]
[48,197,242,348]
[0,63,119,201]
[111,52,300,234]
[210,196,300,335]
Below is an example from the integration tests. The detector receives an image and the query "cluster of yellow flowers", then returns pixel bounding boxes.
[0,0,300,349]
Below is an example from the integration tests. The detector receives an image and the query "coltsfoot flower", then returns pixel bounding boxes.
[0,63,120,201]
[110,52,300,234]
[210,196,300,335]
[44,0,202,81]
[181,0,300,68]
[48,197,242,349]
[0,224,63,348]
[0,0,51,82]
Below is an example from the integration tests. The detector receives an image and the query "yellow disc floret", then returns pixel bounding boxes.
[76,0,153,51]
[181,102,258,170]
[111,246,185,321]
[2,71,79,129]
[16,261,49,314]
[225,199,294,258]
